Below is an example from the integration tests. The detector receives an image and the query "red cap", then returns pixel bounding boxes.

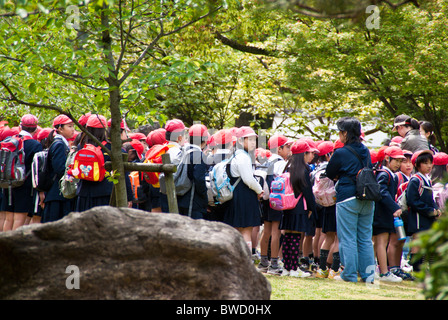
[384,146,406,159]
[334,139,344,150]
[150,128,167,146]
[86,114,107,129]
[165,119,185,133]
[20,114,38,128]
[130,140,144,159]
[213,129,233,146]
[376,145,389,163]
[237,126,258,138]
[291,140,315,154]
[36,128,53,141]
[53,115,73,127]
[189,124,209,138]
[411,150,434,166]
[78,113,92,126]
[130,132,147,141]
[402,149,413,157]
[0,127,19,141]
[391,136,403,144]
[268,134,293,149]
[207,134,216,148]
[317,141,334,157]
[433,152,448,166]
[299,138,319,153]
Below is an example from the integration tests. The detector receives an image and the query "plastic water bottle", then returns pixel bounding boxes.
[394,217,406,241]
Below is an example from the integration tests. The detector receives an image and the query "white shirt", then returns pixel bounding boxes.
[269,154,287,176]
[230,149,262,194]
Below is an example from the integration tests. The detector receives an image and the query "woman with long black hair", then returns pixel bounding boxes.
[326,117,376,283]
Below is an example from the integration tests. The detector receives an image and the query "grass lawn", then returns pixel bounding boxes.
[265,274,424,300]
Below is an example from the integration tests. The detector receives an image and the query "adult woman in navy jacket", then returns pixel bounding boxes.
[42,115,76,223]
[325,117,376,283]
[3,114,43,230]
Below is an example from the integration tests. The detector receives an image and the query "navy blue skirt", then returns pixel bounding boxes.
[223,177,262,228]
[279,197,315,235]
[261,199,282,222]
[42,199,75,223]
[322,205,337,233]
[76,195,110,212]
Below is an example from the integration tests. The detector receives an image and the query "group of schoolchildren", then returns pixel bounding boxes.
[0,113,446,285]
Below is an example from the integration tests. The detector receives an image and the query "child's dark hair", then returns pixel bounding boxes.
[189,135,208,146]
[166,130,185,142]
[286,153,309,195]
[415,152,433,170]
[20,125,38,134]
[431,165,448,183]
[419,120,437,146]
[79,127,108,148]
[336,117,362,145]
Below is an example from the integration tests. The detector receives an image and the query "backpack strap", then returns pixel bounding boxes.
[376,169,392,186]
[345,145,367,167]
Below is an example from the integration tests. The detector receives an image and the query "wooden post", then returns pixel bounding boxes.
[162,153,179,214]
[109,153,129,207]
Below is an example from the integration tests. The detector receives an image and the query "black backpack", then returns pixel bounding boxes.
[345,146,382,202]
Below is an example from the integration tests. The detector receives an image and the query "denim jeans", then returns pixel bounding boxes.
[336,198,375,282]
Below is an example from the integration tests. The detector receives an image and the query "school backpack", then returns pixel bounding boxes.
[69,144,106,182]
[269,172,306,211]
[32,148,57,193]
[312,169,336,207]
[345,146,382,202]
[0,135,31,205]
[171,148,195,196]
[396,174,426,211]
[433,182,448,211]
[254,158,282,201]
[142,144,170,187]
[210,153,241,205]
[59,149,79,199]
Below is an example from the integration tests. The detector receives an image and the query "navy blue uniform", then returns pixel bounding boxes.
[373,169,400,235]
[42,137,75,222]
[177,145,208,219]
[407,173,438,235]
[4,136,42,214]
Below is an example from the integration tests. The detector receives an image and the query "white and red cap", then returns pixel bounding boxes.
[291,140,315,154]
[52,115,73,127]
[268,134,293,149]
[165,119,186,133]
[237,126,258,138]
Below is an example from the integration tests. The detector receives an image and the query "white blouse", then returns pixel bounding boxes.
[230,149,263,194]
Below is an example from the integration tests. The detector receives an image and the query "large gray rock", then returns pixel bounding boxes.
[0,207,271,300]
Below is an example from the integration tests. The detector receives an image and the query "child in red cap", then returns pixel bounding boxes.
[2,114,43,230]
[223,126,264,254]
[41,114,76,223]
[373,146,407,282]
[278,140,316,278]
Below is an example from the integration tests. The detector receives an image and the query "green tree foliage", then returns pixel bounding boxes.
[413,211,448,300]
[0,0,224,207]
